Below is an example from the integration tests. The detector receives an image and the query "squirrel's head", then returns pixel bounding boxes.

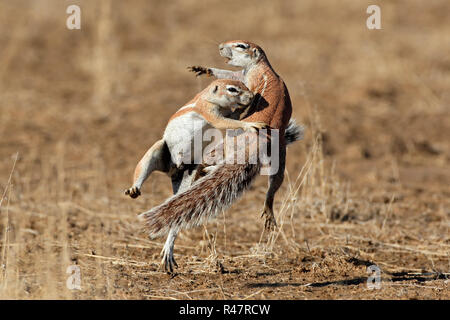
[206,79,254,108]
[218,40,266,68]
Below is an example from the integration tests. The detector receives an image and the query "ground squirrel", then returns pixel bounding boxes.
[139,41,302,272]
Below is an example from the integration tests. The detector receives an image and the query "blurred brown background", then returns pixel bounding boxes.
[0,0,449,299]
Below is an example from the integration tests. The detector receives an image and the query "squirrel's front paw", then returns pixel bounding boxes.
[247,121,269,132]
[124,186,141,199]
[187,66,212,77]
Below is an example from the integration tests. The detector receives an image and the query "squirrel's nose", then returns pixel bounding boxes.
[219,43,225,51]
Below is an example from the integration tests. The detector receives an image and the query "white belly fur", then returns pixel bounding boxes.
[163,111,212,166]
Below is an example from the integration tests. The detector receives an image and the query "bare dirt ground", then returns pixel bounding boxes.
[0,0,449,299]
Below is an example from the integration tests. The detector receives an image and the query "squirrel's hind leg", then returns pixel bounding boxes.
[125,139,171,198]
[261,144,286,231]
[161,165,200,273]
[160,228,178,273]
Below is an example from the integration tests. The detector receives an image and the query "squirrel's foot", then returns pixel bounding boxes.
[261,206,277,231]
[160,246,178,274]
[124,186,141,199]
[246,121,269,132]
[187,66,212,77]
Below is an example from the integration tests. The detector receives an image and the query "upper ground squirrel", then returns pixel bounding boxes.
[139,41,303,272]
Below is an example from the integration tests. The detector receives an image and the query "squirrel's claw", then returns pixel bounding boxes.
[261,206,277,231]
[161,249,178,274]
[188,66,212,77]
[264,218,277,231]
[254,122,269,130]
[247,121,269,132]
[124,186,141,199]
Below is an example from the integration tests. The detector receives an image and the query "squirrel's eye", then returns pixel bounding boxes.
[236,44,247,49]
[227,87,238,93]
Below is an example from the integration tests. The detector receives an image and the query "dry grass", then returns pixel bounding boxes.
[0,0,449,299]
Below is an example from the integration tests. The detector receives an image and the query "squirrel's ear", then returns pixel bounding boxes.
[252,48,260,59]
[212,85,218,94]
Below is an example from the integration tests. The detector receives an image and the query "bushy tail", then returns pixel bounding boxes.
[139,162,261,238]
[285,118,304,146]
